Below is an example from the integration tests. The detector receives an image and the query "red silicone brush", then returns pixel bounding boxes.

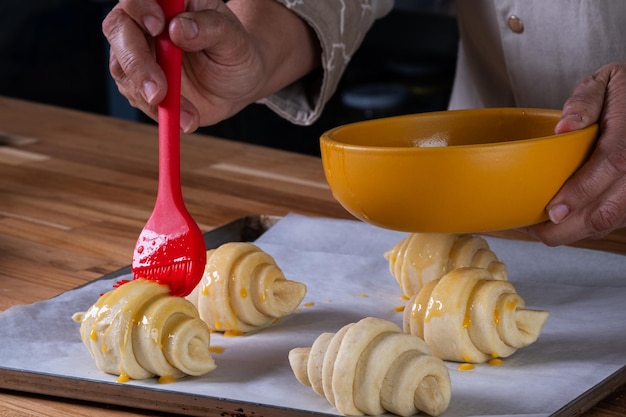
[131,0,206,297]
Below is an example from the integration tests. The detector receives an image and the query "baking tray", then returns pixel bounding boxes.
[1,214,626,417]
[0,215,298,417]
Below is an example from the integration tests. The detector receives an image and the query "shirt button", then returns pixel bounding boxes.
[507,15,524,33]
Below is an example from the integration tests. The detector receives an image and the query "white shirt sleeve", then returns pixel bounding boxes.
[258,0,394,125]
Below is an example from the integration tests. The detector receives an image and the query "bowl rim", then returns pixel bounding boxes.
[320,107,598,152]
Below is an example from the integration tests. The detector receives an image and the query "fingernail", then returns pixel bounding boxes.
[143,15,163,37]
[179,17,199,40]
[142,80,159,103]
[548,204,570,224]
[180,111,194,133]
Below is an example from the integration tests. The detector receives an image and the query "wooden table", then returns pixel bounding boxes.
[0,96,624,417]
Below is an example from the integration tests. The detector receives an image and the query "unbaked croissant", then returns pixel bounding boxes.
[288,317,451,417]
[186,242,306,333]
[385,233,508,296]
[403,267,549,363]
[73,279,216,381]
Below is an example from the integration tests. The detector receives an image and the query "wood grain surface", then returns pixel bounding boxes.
[0,96,624,417]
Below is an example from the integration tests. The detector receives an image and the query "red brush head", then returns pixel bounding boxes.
[131,228,206,296]
[131,259,205,296]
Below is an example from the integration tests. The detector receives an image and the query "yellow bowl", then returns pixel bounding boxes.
[320,108,598,233]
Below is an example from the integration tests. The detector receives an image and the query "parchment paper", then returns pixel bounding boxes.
[1,213,626,417]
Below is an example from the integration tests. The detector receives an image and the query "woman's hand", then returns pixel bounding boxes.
[525,62,626,245]
[102,0,320,132]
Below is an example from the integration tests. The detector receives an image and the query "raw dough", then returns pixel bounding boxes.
[186,242,306,333]
[73,279,216,381]
[385,233,507,296]
[403,267,549,363]
[289,317,451,416]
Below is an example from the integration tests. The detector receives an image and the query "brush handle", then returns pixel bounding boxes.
[156,0,185,206]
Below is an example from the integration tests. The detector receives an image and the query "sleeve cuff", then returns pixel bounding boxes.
[259,0,394,125]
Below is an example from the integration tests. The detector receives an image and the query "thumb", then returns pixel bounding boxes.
[554,67,608,134]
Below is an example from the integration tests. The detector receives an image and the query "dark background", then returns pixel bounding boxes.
[0,0,458,156]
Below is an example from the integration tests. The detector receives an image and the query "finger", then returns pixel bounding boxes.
[548,145,616,218]
[169,4,245,54]
[555,70,607,134]
[540,128,623,244]
[526,173,626,246]
[117,0,165,37]
[527,158,621,246]
[180,96,200,133]
[103,5,167,106]
[111,46,200,132]
[109,53,159,121]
